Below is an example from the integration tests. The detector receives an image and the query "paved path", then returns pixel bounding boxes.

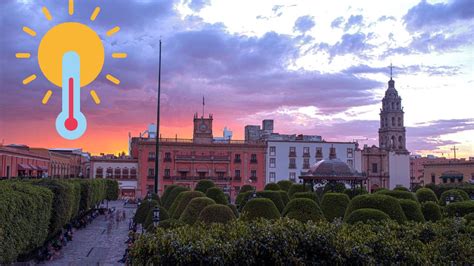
[46,201,136,266]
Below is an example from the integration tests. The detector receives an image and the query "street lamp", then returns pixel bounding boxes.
[153,207,160,227]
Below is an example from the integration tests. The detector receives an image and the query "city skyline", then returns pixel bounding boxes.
[1,0,473,157]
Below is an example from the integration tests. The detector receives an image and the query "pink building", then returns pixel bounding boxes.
[0,145,50,178]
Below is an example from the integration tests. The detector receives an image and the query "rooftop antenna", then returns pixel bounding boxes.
[389,62,393,80]
[450,145,458,159]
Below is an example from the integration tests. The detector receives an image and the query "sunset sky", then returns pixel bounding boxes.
[0,0,473,157]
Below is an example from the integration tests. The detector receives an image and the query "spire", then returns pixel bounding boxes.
[388,63,395,89]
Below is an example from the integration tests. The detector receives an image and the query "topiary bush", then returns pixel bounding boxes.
[170,191,206,219]
[292,192,319,203]
[194,179,215,194]
[161,185,178,207]
[278,190,290,206]
[197,204,236,224]
[416,188,438,203]
[421,202,442,222]
[398,199,425,222]
[157,218,185,229]
[375,190,417,201]
[240,198,280,221]
[134,200,160,224]
[105,179,119,201]
[321,193,350,221]
[236,191,254,210]
[394,186,409,191]
[179,197,216,225]
[282,198,324,222]
[264,183,281,191]
[144,206,169,229]
[163,186,189,210]
[344,194,407,223]
[323,182,346,193]
[288,184,308,198]
[256,191,285,212]
[343,188,368,199]
[205,187,228,205]
[439,189,467,206]
[240,184,254,193]
[445,201,474,217]
[227,204,239,218]
[346,208,390,224]
[277,180,293,192]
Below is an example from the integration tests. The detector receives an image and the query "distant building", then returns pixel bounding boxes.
[0,145,50,178]
[420,158,474,185]
[410,155,452,186]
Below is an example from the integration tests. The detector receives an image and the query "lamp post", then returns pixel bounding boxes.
[147,192,152,202]
[153,206,160,227]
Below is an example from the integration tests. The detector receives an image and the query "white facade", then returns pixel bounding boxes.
[388,151,410,189]
[91,160,139,196]
[265,141,359,183]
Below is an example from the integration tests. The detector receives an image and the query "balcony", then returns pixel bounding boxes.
[289,152,297,157]
[289,164,296,169]
[250,159,258,164]
[165,176,234,182]
[249,176,257,182]
[303,153,310,158]
[147,175,155,179]
[175,155,230,162]
[163,158,172,162]
[234,158,242,163]
[148,157,156,162]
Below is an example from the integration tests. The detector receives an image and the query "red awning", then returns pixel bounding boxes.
[18,164,32,170]
[196,169,208,172]
[29,164,39,170]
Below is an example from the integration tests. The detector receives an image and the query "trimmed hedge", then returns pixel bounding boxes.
[344,194,407,223]
[278,191,290,206]
[416,188,438,203]
[130,218,474,264]
[157,218,185,230]
[135,200,160,224]
[375,189,417,201]
[205,187,228,205]
[179,197,216,225]
[264,183,281,191]
[194,180,215,194]
[256,191,285,212]
[144,206,169,229]
[163,186,189,210]
[320,193,350,221]
[426,183,474,199]
[197,204,236,224]
[236,191,254,210]
[170,191,205,219]
[227,204,239,218]
[161,185,178,206]
[282,198,324,222]
[393,186,409,191]
[277,180,293,192]
[343,188,368,199]
[105,179,119,201]
[288,184,308,198]
[241,198,281,221]
[445,201,474,217]
[421,202,442,222]
[398,199,425,222]
[323,182,346,193]
[346,208,390,224]
[439,189,468,206]
[293,192,319,203]
[240,184,254,193]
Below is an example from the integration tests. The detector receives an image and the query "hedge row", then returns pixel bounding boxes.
[130,218,474,264]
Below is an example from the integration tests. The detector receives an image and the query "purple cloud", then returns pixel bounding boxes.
[344,15,364,31]
[294,15,315,33]
[186,0,211,12]
[331,17,344,28]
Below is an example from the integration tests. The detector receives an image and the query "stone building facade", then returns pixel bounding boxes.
[422,159,474,185]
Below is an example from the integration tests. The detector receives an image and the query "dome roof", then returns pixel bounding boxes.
[305,158,359,177]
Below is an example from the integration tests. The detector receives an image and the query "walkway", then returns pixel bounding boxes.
[46,201,136,266]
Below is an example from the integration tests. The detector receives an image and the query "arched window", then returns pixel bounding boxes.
[130,168,137,179]
[391,102,394,109]
[391,136,396,148]
[398,136,403,149]
[106,167,113,178]
[396,102,400,110]
[397,117,402,126]
[96,167,103,178]
[391,117,395,126]
[114,168,121,179]
[122,167,129,179]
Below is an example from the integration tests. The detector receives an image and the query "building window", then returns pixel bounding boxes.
[106,167,113,178]
[431,174,435,183]
[164,169,170,177]
[164,152,172,162]
[250,154,257,163]
[198,172,206,178]
[234,154,241,163]
[289,147,296,157]
[235,170,241,179]
[269,158,276,168]
[289,158,296,169]
[130,168,137,179]
[347,159,353,167]
[303,147,310,157]
[180,171,187,178]
[148,168,154,178]
[217,172,225,178]
[371,163,378,173]
[114,168,121,179]
[269,146,276,156]
[269,172,276,183]
[96,167,103,178]
[303,158,310,169]
[122,168,129,179]
[315,147,323,159]
[148,152,155,161]
[347,148,353,158]
[289,172,296,181]
[250,170,257,182]
[392,117,395,126]
[398,117,402,126]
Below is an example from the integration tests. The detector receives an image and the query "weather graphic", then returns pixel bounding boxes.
[15,0,126,140]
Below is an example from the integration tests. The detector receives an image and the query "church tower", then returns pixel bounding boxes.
[378,66,407,153]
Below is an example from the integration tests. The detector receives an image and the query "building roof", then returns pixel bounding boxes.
[304,159,361,178]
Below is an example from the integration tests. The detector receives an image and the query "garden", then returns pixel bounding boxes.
[0,178,119,264]
[130,180,474,264]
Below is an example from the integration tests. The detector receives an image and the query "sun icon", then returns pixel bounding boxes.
[15,0,127,140]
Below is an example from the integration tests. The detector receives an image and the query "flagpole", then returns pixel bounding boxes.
[154,39,162,195]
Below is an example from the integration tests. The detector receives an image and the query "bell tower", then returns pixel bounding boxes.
[378,64,407,153]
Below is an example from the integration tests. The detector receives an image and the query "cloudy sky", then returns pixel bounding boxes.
[0,0,473,157]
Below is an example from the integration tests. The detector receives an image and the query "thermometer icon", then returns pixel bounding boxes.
[55,51,87,140]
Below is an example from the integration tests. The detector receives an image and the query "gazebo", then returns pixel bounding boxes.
[299,147,366,191]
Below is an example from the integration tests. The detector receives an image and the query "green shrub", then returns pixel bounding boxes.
[134,200,159,224]
[197,204,236,224]
[161,185,178,206]
[375,189,417,201]
[144,206,169,229]
[256,191,285,212]
[394,186,409,191]
[241,198,281,221]
[157,218,185,229]
[416,188,438,203]
[227,204,239,218]
[278,190,290,206]
[445,201,474,217]
[346,208,390,224]
[163,186,189,210]
[236,191,254,210]
[439,189,468,206]
[179,197,215,225]
[240,184,254,193]
[343,188,368,199]
[426,183,474,199]
[288,184,308,198]
[321,193,350,221]
[464,212,474,224]
[421,202,442,222]
[277,180,293,192]
[344,194,406,223]
[292,192,319,203]
[282,198,324,222]
[323,182,346,193]
[170,191,206,219]
[194,179,215,194]
[205,187,228,205]
[398,199,425,222]
[105,179,119,201]
[264,183,281,191]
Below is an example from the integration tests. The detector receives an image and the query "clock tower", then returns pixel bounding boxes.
[193,113,213,144]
